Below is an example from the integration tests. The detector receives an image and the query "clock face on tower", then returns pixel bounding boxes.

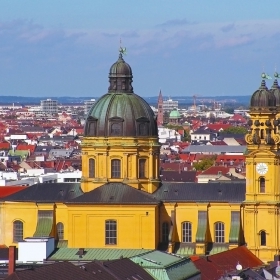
[256,163,268,175]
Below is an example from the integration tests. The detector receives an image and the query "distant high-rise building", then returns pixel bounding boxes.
[163,98,178,112]
[157,90,163,126]
[84,99,96,116]
[40,99,58,115]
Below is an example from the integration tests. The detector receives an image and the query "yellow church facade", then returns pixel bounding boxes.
[1,53,280,263]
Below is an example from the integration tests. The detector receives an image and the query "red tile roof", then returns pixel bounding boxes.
[209,141,227,145]
[193,246,263,280]
[201,166,229,175]
[207,123,231,131]
[178,154,189,161]
[16,144,36,153]
[0,186,27,198]
[216,155,245,162]
[0,142,10,149]
[229,114,246,123]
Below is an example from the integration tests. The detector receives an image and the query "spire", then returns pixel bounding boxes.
[158,90,163,102]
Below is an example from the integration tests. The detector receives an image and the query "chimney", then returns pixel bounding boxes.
[8,246,16,275]
[78,248,85,258]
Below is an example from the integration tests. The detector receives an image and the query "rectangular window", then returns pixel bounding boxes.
[182,222,192,243]
[215,222,225,243]
[105,220,117,245]
[89,158,95,178]
[139,159,146,179]
[13,221,23,243]
[111,159,121,178]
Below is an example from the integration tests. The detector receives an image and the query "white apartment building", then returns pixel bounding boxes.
[84,99,96,116]
[163,98,179,112]
[40,99,58,115]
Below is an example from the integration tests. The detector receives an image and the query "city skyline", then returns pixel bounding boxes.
[0,0,280,97]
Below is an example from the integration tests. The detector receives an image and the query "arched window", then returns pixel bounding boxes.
[215,222,225,243]
[105,220,117,245]
[57,222,64,240]
[111,159,121,178]
[111,123,121,136]
[260,177,265,193]
[139,159,146,179]
[162,222,169,243]
[182,222,192,243]
[260,230,266,246]
[13,220,23,242]
[89,158,95,178]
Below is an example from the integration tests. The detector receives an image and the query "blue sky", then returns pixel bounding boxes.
[0,1,280,98]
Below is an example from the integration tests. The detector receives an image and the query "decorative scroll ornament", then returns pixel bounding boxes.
[245,133,253,144]
[273,134,280,144]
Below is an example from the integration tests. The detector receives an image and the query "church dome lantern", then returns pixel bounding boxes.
[108,48,133,93]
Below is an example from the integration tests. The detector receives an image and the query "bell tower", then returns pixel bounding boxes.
[243,74,280,262]
[157,90,163,126]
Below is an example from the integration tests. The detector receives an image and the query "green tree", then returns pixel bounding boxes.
[220,126,248,135]
[165,124,183,130]
[193,156,216,171]
[183,130,191,142]
[224,107,234,114]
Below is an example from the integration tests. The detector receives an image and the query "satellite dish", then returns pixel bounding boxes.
[236,262,242,271]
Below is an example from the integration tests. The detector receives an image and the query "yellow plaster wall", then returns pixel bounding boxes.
[81,137,160,193]
[245,151,280,201]
[243,204,280,263]
[67,204,159,249]
[55,203,68,240]
[161,202,240,245]
[2,202,55,246]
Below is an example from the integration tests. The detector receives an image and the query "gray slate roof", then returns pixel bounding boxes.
[1,181,245,204]
[1,183,83,202]
[49,148,74,158]
[183,145,246,154]
[218,133,246,140]
[34,146,54,153]
[68,183,159,204]
[84,259,155,280]
[154,182,245,203]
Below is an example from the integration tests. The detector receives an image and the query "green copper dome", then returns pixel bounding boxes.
[169,108,180,118]
[84,52,157,137]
